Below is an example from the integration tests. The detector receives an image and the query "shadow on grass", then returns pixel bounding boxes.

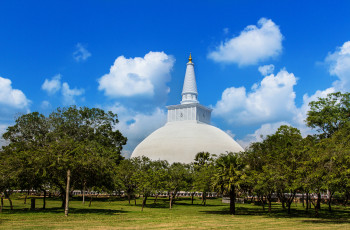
[1,207,128,215]
[200,205,350,224]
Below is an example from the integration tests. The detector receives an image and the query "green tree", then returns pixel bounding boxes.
[213,152,246,215]
[245,141,276,212]
[193,152,215,206]
[116,159,139,204]
[151,160,169,204]
[307,92,350,138]
[164,162,190,209]
[321,123,350,211]
[2,112,50,209]
[269,125,303,214]
[245,125,303,214]
[2,106,126,215]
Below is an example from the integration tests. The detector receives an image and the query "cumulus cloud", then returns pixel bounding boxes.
[289,41,350,133]
[106,103,167,157]
[73,43,91,62]
[213,69,297,125]
[258,64,275,76]
[223,41,350,148]
[0,76,29,145]
[236,121,290,148]
[41,74,61,94]
[41,75,84,105]
[0,76,30,110]
[325,41,350,91]
[98,51,175,100]
[41,100,51,110]
[208,18,283,66]
[293,87,335,127]
[62,82,84,105]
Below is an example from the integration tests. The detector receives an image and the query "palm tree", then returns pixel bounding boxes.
[213,152,246,215]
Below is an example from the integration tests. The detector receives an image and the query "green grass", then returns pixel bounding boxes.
[0,195,349,229]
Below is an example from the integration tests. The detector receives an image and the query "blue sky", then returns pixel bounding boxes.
[1,1,350,156]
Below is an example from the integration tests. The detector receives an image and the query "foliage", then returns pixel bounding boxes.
[1,106,127,214]
[213,152,246,214]
[307,92,350,138]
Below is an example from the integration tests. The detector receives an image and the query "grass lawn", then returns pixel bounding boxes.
[0,195,349,229]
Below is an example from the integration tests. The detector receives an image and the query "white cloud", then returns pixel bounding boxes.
[62,82,84,105]
[73,43,91,62]
[227,41,350,148]
[208,18,283,66]
[98,51,174,99]
[236,121,290,148]
[258,64,275,76]
[0,76,30,109]
[106,103,167,158]
[225,130,236,138]
[41,100,51,109]
[293,87,335,127]
[41,74,61,94]
[326,41,350,91]
[213,69,297,125]
[41,75,84,106]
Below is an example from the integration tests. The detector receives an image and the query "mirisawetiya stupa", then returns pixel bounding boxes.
[131,54,243,163]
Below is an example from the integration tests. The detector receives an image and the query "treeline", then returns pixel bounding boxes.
[1,92,350,216]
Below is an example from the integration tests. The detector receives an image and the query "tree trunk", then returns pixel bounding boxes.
[301,193,304,208]
[278,193,286,210]
[31,198,35,210]
[8,196,13,210]
[316,193,321,210]
[43,190,46,209]
[169,193,173,209]
[328,191,334,212]
[154,194,158,204]
[61,193,66,209]
[286,192,296,214]
[202,192,206,206]
[24,191,29,204]
[172,192,177,205]
[128,194,131,204]
[134,196,137,205]
[267,194,272,213]
[229,185,236,215]
[65,169,71,216]
[260,195,265,211]
[311,193,321,217]
[343,192,349,206]
[313,197,319,217]
[281,197,285,209]
[141,195,147,211]
[82,182,86,205]
[306,192,309,212]
[4,192,13,210]
[191,192,194,205]
[287,202,291,214]
[89,194,93,207]
[0,196,3,212]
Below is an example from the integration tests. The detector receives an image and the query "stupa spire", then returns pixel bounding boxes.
[181,53,198,104]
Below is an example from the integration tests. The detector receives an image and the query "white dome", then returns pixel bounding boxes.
[131,121,244,163]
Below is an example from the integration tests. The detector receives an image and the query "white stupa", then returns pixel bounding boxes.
[131,54,243,163]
